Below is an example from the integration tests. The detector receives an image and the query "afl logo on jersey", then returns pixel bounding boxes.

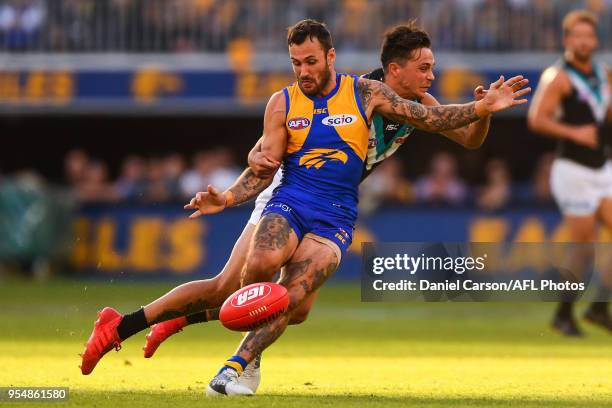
[287,117,311,130]
[322,114,357,127]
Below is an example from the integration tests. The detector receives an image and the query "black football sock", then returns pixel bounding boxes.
[556,302,574,319]
[186,312,208,325]
[117,308,148,341]
[588,301,608,315]
[595,285,610,303]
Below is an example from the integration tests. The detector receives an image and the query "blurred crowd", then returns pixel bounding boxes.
[62,148,241,204]
[49,148,556,212]
[359,151,555,213]
[0,0,610,52]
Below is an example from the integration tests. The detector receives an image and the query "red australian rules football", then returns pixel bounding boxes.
[219,282,290,331]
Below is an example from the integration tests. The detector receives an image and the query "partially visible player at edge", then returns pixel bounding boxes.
[528,10,612,336]
[80,19,530,395]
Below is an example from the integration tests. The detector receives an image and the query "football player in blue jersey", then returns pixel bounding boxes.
[79,20,530,395]
[200,19,529,396]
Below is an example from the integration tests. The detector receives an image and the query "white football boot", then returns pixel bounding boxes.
[236,354,261,393]
[206,367,254,397]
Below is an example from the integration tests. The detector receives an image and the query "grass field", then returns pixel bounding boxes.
[0,280,611,407]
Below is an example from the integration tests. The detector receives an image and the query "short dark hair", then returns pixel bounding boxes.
[287,19,333,54]
[380,20,431,71]
[562,10,598,36]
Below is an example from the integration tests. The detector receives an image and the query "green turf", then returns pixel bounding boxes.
[0,280,611,407]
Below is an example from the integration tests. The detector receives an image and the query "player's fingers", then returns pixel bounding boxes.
[512,98,529,105]
[264,155,280,167]
[513,87,531,98]
[261,158,278,169]
[511,79,529,90]
[253,155,275,168]
[256,167,273,177]
[207,185,220,196]
[184,197,197,209]
[491,75,504,89]
[259,162,275,170]
[503,75,524,88]
[189,210,203,219]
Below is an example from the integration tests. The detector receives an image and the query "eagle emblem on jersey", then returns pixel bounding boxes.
[299,148,348,169]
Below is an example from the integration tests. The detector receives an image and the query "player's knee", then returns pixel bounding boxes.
[213,275,241,300]
[289,308,310,325]
[243,255,281,284]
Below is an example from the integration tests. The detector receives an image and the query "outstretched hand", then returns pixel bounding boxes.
[184,185,228,219]
[473,85,487,101]
[480,75,531,114]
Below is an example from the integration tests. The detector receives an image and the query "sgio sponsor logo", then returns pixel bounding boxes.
[322,114,356,127]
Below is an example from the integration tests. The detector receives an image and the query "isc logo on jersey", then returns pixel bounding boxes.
[322,114,357,127]
[231,284,272,307]
[288,117,310,130]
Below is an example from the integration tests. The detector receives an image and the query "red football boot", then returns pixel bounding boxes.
[143,316,188,358]
[80,307,123,375]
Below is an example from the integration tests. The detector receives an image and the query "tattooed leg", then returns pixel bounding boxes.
[288,289,319,325]
[146,213,297,327]
[234,237,339,363]
[143,223,255,325]
[241,213,299,286]
[196,287,318,325]
[142,214,296,342]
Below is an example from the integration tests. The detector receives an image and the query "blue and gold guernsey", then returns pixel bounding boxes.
[262,73,370,257]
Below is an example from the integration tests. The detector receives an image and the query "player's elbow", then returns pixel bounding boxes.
[463,137,484,150]
[527,114,542,133]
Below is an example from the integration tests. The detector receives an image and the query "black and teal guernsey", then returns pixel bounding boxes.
[361,68,420,179]
[557,58,611,168]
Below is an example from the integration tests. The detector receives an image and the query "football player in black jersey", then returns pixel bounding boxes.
[528,10,612,336]
[361,22,492,177]
[79,21,528,391]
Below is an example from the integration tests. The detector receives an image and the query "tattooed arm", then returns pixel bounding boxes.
[420,88,491,149]
[358,75,530,132]
[184,92,287,219]
[184,167,273,219]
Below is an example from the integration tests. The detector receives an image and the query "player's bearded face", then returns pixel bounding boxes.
[564,22,598,62]
[289,39,335,96]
